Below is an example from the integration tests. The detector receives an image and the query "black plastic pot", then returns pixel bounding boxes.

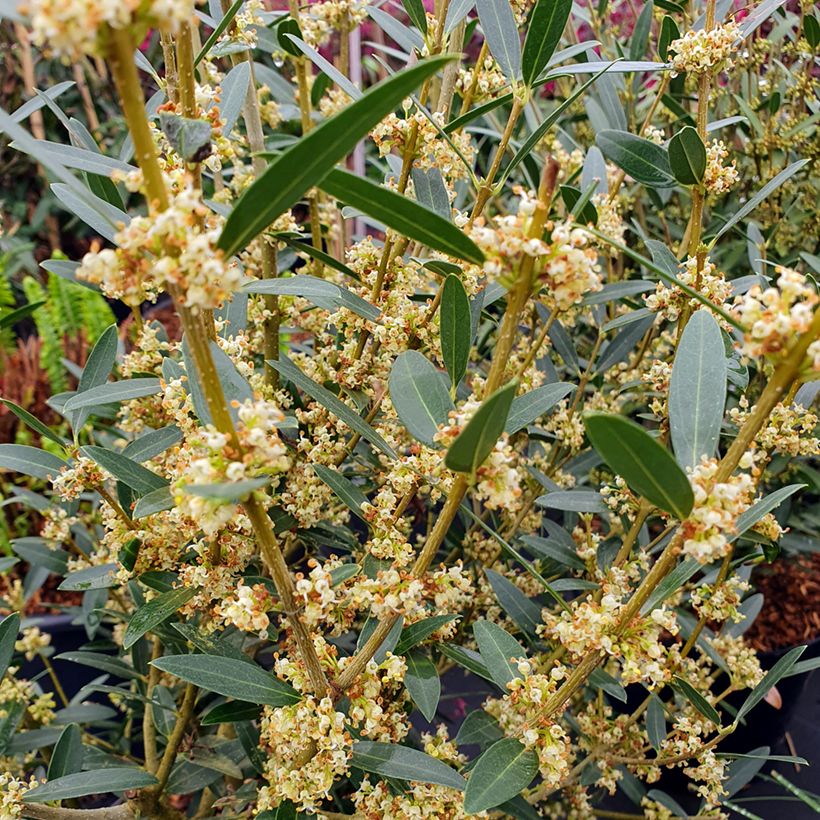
[20,612,100,699]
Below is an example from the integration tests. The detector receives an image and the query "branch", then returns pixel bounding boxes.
[23,806,134,820]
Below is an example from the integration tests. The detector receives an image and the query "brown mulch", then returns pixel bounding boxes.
[745,553,820,653]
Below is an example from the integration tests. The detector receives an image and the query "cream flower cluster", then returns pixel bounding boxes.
[681,458,754,563]
[485,660,572,787]
[216,583,272,636]
[474,440,524,511]
[51,455,107,501]
[257,695,351,813]
[22,0,195,58]
[0,774,37,820]
[456,54,508,102]
[173,398,290,536]
[732,267,819,369]
[470,192,602,308]
[704,140,739,195]
[78,187,241,311]
[644,256,733,323]
[669,21,742,76]
[354,777,481,819]
[14,627,50,662]
[371,110,475,181]
[540,572,678,686]
[691,575,749,624]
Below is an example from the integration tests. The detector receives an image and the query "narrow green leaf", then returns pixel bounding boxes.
[464,738,538,813]
[640,558,701,615]
[674,676,720,725]
[182,478,270,501]
[201,701,262,726]
[484,568,543,634]
[505,382,575,434]
[584,413,694,519]
[23,768,158,803]
[629,0,653,60]
[0,300,45,330]
[597,129,675,188]
[440,275,472,391]
[437,643,494,682]
[123,588,197,650]
[54,651,141,680]
[151,654,301,707]
[713,159,809,243]
[732,484,805,543]
[522,0,572,86]
[133,486,175,519]
[318,168,484,264]
[351,741,466,789]
[473,620,526,689]
[659,16,680,61]
[59,564,119,592]
[402,0,429,34]
[445,381,517,473]
[389,350,454,448]
[195,0,245,65]
[0,399,67,447]
[47,724,84,780]
[313,464,369,521]
[0,613,20,680]
[735,646,805,723]
[268,356,398,460]
[646,696,666,750]
[218,56,453,257]
[0,444,66,480]
[62,378,162,412]
[81,446,168,497]
[668,125,706,185]
[475,0,522,81]
[122,426,183,463]
[455,710,504,747]
[405,649,440,721]
[669,310,726,470]
[395,616,459,656]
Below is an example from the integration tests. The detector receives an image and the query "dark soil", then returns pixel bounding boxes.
[746,553,820,653]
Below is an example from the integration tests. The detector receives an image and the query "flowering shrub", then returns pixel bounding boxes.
[0,0,818,818]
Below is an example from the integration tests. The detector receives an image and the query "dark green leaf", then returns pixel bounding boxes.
[47,724,84,780]
[464,738,538,813]
[584,413,694,518]
[195,0,245,64]
[505,382,575,434]
[389,351,454,448]
[268,356,397,460]
[402,0,428,34]
[646,696,666,750]
[732,484,805,543]
[673,676,720,725]
[485,569,543,634]
[405,650,440,721]
[0,444,66,480]
[55,651,142,680]
[0,300,45,330]
[440,275,472,391]
[123,588,197,650]
[735,646,805,723]
[122,426,183,463]
[455,710,504,747]
[475,0,522,81]
[313,464,369,521]
[629,0,653,60]
[445,381,517,473]
[805,14,820,49]
[133,487,174,519]
[201,701,263,725]
[82,446,168,496]
[218,56,453,257]
[522,0,572,86]
[668,125,706,185]
[0,613,20,680]
[351,741,466,789]
[659,16,680,62]
[0,399,67,447]
[23,768,158,803]
[318,168,484,264]
[597,129,675,188]
[669,309,726,470]
[395,614,458,655]
[473,619,526,688]
[62,378,161,412]
[151,655,300,707]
